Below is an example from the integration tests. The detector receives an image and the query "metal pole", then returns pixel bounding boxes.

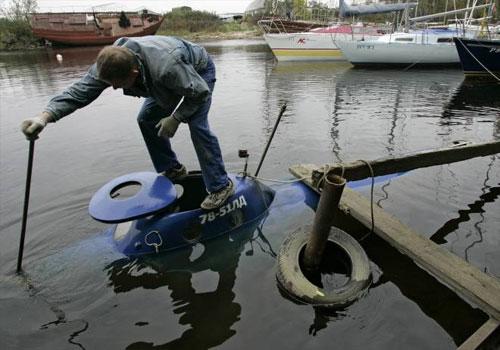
[254,104,287,177]
[17,139,36,274]
[303,172,346,271]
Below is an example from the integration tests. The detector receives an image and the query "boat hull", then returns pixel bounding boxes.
[111,173,277,256]
[264,32,379,62]
[32,23,162,46]
[453,37,500,77]
[264,33,344,61]
[31,12,163,46]
[104,172,406,256]
[337,40,461,66]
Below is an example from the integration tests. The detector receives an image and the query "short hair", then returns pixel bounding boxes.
[96,46,136,81]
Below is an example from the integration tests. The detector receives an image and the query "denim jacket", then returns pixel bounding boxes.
[44,36,210,122]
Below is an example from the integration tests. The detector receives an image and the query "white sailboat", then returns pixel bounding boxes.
[336,28,474,66]
[336,1,495,66]
[260,23,386,61]
[259,0,416,62]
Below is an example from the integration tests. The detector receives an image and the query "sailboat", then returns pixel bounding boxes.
[336,1,496,66]
[259,0,415,62]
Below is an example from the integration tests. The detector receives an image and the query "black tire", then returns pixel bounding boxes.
[276,226,371,308]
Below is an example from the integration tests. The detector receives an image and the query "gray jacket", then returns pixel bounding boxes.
[44,36,210,122]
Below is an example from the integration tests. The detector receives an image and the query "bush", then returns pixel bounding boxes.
[159,7,223,33]
[0,17,40,50]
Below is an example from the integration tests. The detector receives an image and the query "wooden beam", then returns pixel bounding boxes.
[320,141,500,181]
[457,318,499,350]
[290,164,500,321]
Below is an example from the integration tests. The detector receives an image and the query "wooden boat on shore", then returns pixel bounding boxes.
[30,9,164,46]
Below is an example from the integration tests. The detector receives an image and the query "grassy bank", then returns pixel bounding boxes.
[157,21,262,41]
[156,7,261,41]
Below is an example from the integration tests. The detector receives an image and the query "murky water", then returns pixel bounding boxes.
[1,39,499,349]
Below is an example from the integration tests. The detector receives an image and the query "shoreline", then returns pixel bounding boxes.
[0,30,264,51]
[158,29,263,41]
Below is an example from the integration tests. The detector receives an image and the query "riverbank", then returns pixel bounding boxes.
[0,26,263,51]
[0,30,263,51]
[159,29,262,41]
[0,8,262,51]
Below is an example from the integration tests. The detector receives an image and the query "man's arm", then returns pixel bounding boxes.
[44,64,109,121]
[21,64,109,139]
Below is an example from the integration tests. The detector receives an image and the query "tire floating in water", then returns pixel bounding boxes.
[276,226,371,308]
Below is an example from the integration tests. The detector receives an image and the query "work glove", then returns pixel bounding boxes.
[21,116,47,140]
[156,115,180,138]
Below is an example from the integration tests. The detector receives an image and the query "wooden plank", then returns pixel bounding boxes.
[322,141,500,181]
[457,318,499,350]
[290,164,500,321]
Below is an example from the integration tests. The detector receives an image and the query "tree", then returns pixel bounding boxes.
[1,0,38,22]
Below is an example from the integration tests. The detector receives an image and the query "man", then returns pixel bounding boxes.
[21,35,234,210]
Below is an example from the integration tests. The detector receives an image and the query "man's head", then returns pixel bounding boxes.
[96,46,139,89]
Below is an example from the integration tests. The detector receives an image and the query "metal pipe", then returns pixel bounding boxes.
[254,104,287,177]
[303,173,346,271]
[410,3,490,22]
[17,139,36,274]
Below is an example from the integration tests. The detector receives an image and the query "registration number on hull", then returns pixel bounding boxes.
[199,195,248,224]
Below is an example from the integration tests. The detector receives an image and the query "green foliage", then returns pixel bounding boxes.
[159,7,222,33]
[1,0,38,21]
[292,0,307,14]
[0,0,40,50]
[157,7,260,38]
[0,17,40,50]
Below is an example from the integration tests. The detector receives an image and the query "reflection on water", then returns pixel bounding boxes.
[430,156,499,246]
[1,41,499,349]
[442,80,500,137]
[106,216,268,349]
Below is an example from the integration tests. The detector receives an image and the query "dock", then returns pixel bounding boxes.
[289,140,500,349]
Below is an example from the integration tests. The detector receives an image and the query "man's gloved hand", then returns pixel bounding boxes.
[156,115,180,138]
[21,116,47,139]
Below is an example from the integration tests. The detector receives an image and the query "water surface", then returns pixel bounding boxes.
[1,39,499,349]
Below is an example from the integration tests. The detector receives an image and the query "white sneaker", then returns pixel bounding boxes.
[201,179,235,210]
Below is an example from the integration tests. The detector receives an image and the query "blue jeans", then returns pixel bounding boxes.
[137,57,229,193]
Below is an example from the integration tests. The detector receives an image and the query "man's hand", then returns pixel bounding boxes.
[21,116,48,140]
[156,116,180,138]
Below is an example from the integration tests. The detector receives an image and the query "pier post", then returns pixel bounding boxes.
[303,172,346,271]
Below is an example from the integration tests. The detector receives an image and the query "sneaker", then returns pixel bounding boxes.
[162,164,187,182]
[201,179,235,210]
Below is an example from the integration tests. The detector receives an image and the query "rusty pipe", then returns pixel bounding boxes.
[303,173,346,271]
